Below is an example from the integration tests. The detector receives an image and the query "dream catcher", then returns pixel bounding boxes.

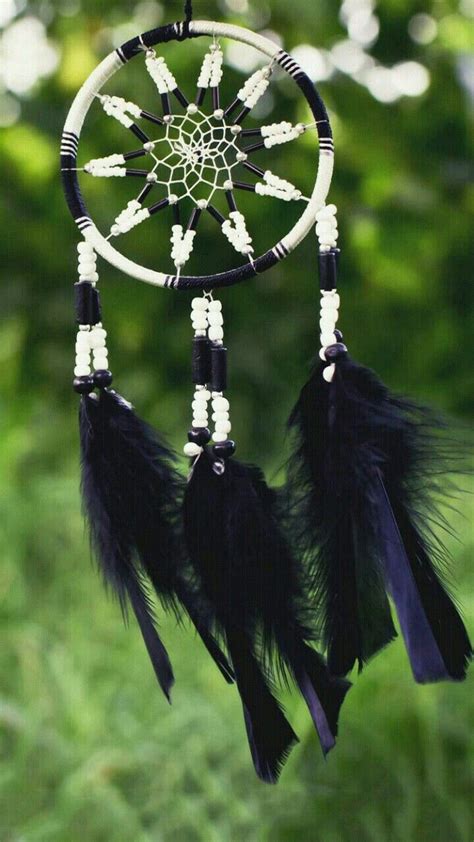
[61,3,471,783]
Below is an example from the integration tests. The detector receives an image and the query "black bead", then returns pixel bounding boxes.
[73,375,95,394]
[93,369,113,388]
[213,440,236,459]
[325,342,348,362]
[188,428,211,446]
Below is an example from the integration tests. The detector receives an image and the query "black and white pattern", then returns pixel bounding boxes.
[63,44,326,279]
[61,21,335,289]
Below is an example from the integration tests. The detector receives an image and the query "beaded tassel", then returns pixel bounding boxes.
[73,241,113,395]
[184,295,235,465]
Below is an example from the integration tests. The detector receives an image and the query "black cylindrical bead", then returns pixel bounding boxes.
[74,282,101,325]
[210,345,227,392]
[318,251,338,291]
[191,336,211,385]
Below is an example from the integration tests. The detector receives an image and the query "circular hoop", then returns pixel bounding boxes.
[61,20,334,290]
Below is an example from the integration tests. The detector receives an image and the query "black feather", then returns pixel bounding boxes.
[184,451,350,778]
[288,353,472,682]
[288,359,396,675]
[79,389,233,699]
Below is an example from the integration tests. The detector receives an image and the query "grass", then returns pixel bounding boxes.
[0,467,472,842]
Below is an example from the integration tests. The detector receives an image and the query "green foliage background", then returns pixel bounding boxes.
[0,1,473,840]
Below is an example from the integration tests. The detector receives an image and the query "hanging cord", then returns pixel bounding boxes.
[183,0,193,37]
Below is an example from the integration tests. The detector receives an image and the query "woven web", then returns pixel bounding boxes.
[70,41,319,276]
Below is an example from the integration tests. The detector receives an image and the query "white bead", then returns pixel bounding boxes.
[184,442,202,457]
[212,396,229,412]
[192,419,208,428]
[79,272,99,283]
[89,334,106,350]
[321,296,338,310]
[316,204,337,221]
[75,335,90,349]
[215,420,231,434]
[323,364,336,383]
[212,432,228,443]
[191,315,208,330]
[208,312,224,327]
[192,399,207,411]
[212,411,229,423]
[93,357,109,371]
[75,353,90,366]
[192,297,208,311]
[208,300,222,312]
[332,293,341,308]
[91,327,107,338]
[316,221,337,237]
[193,408,208,421]
[93,346,108,358]
[209,326,224,342]
[319,348,327,361]
[77,242,93,254]
[321,333,337,347]
[78,261,96,274]
[320,317,335,332]
[74,365,90,376]
[194,389,210,401]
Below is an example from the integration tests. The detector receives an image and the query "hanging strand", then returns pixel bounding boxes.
[183,0,193,38]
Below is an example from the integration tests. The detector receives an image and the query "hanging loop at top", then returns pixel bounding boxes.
[183,0,193,36]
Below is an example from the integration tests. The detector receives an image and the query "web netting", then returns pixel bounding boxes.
[68,40,324,277]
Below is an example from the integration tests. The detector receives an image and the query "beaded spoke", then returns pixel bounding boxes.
[66,40,320,273]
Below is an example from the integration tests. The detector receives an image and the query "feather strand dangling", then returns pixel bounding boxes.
[184,449,350,781]
[80,388,234,702]
[288,347,472,683]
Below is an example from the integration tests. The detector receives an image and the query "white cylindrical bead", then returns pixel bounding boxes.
[192,419,208,428]
[192,297,208,311]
